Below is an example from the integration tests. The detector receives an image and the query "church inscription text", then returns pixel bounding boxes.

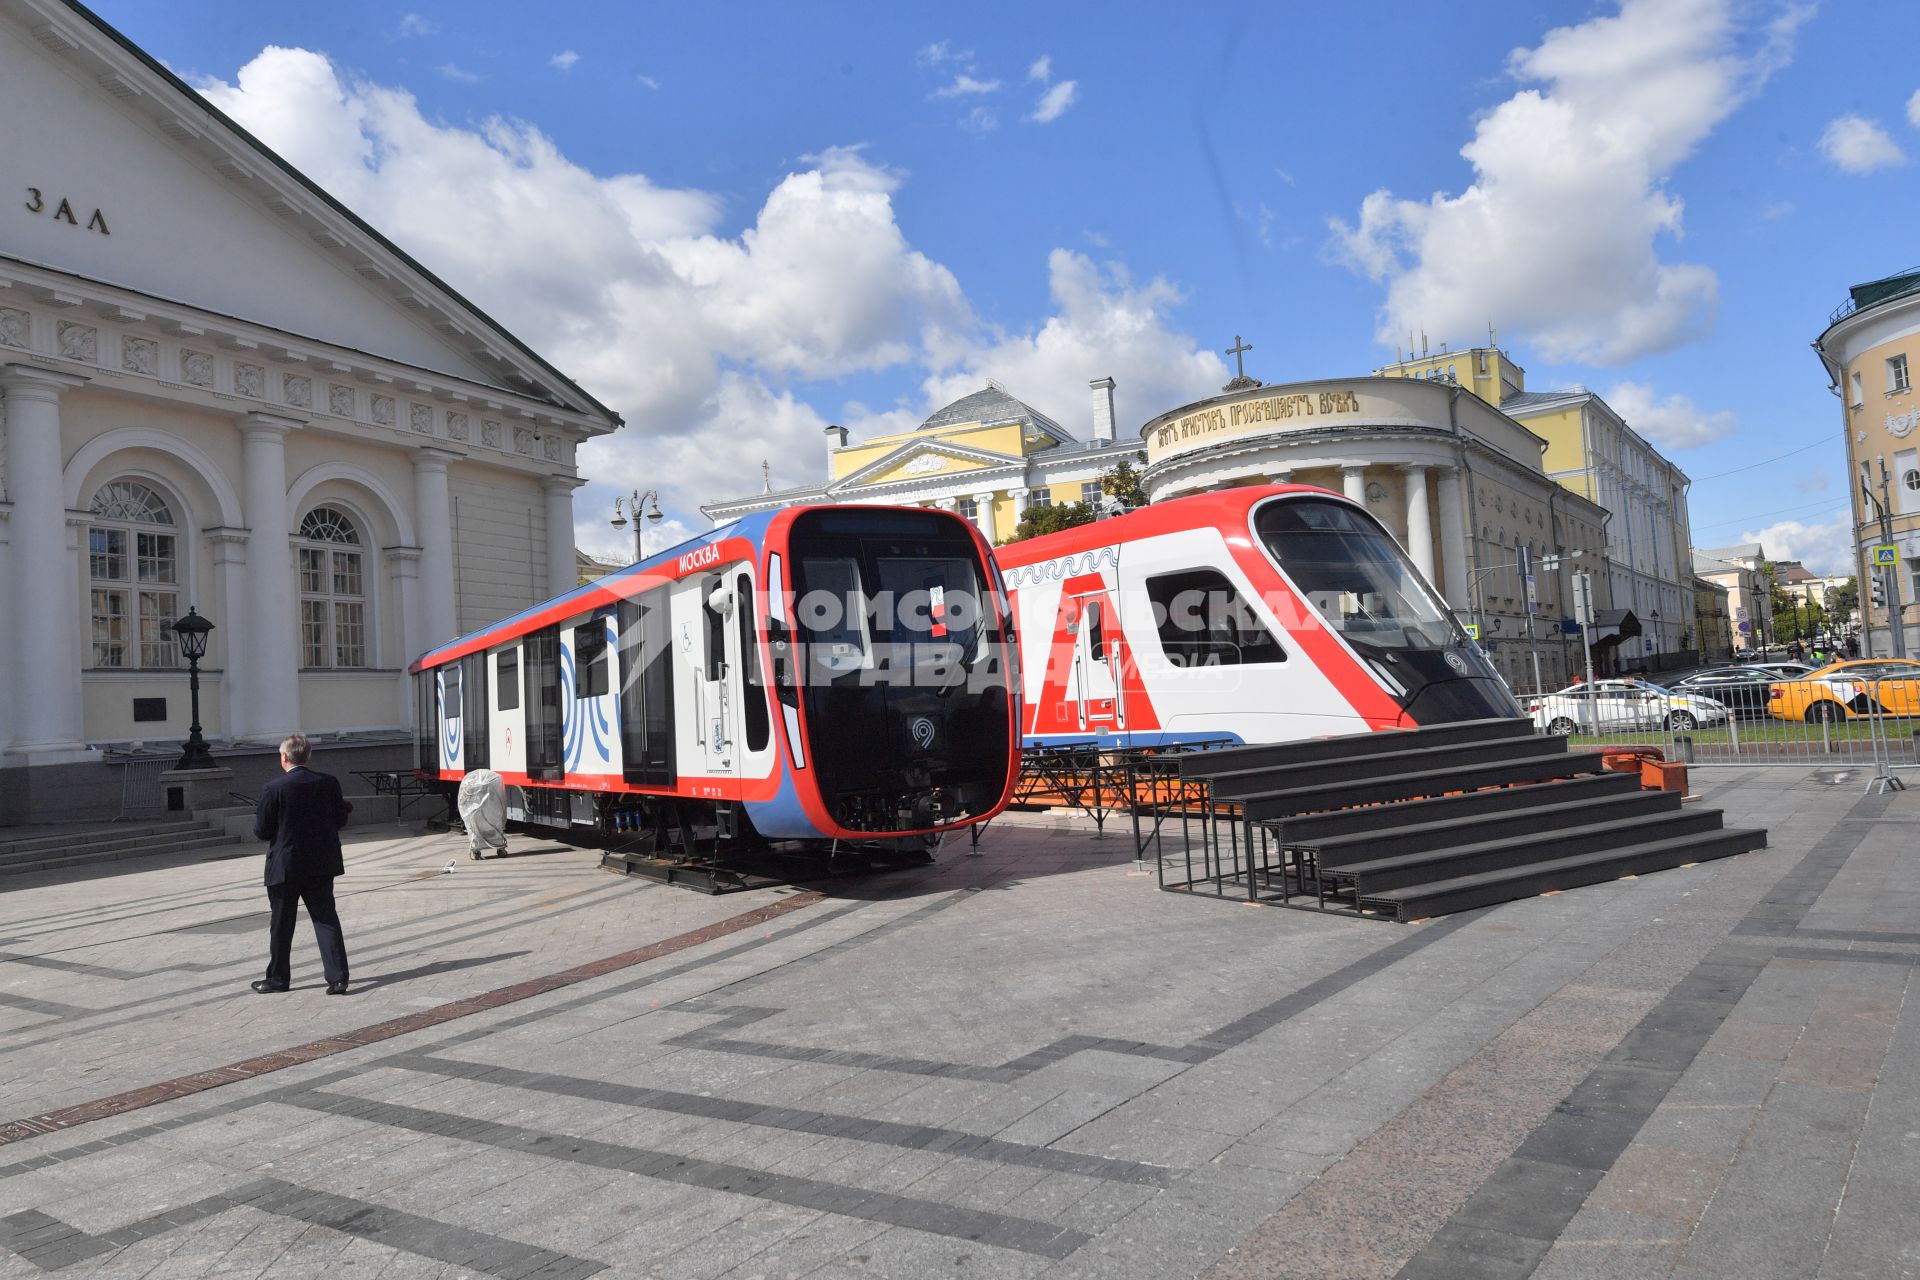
[1151,390,1363,456]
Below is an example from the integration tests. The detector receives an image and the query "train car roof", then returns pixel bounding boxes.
[410,510,770,671]
[991,482,1346,569]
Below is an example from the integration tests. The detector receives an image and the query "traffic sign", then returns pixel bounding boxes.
[1872,544,1900,567]
[1463,623,1480,640]
[1525,574,1538,613]
[1738,621,1752,633]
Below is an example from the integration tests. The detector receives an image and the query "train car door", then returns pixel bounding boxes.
[698,574,739,778]
[1069,589,1126,732]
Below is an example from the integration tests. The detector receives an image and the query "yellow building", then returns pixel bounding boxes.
[1373,347,1697,669]
[703,381,1140,541]
[1813,266,1920,659]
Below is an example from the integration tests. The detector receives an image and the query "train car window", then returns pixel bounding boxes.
[414,671,438,773]
[461,652,489,769]
[523,627,563,777]
[1085,601,1106,660]
[1255,499,1459,652]
[797,558,868,673]
[496,648,519,711]
[441,663,462,720]
[1146,569,1288,666]
[736,572,771,752]
[704,576,728,677]
[616,593,676,785]
[575,621,610,699]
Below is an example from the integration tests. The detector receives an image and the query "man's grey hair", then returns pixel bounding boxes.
[279,734,312,765]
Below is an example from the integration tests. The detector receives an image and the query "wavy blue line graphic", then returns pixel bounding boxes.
[560,641,580,772]
[440,671,460,764]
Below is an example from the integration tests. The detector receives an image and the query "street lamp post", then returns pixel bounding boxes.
[166,607,217,771]
[609,489,664,563]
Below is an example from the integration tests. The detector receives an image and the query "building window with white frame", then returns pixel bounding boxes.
[1888,353,1910,395]
[1027,486,1052,509]
[297,506,367,668]
[1080,480,1102,506]
[955,496,978,524]
[1851,370,1865,407]
[87,480,180,670]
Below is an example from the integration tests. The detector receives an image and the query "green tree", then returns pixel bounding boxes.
[1006,499,1095,544]
[1826,577,1859,627]
[1099,458,1147,509]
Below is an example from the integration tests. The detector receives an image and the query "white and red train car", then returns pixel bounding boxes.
[993,484,1520,747]
[410,505,1019,845]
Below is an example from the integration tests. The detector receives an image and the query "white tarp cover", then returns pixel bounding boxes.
[456,768,508,856]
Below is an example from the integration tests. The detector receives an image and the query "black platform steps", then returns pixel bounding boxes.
[1174,716,1767,921]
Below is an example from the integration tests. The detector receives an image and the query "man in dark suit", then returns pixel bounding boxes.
[251,734,352,995]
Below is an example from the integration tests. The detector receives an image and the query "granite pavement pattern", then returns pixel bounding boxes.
[0,765,1914,1279]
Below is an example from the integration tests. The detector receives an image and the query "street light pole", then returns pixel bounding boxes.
[166,607,217,771]
[609,489,665,563]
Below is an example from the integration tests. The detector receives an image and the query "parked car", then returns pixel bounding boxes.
[1746,661,1815,680]
[1528,680,1731,735]
[1766,659,1920,722]
[1669,666,1785,718]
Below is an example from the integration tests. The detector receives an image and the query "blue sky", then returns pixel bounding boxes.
[95,0,1920,572]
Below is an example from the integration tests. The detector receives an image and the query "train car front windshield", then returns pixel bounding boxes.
[783,509,1014,831]
[1254,497,1521,722]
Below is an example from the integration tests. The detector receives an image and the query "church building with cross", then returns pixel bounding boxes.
[0,0,621,820]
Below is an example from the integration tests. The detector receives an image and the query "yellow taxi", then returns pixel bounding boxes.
[1767,658,1920,722]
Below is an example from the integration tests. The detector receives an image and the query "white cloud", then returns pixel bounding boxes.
[917,41,971,68]
[199,48,1219,549]
[1760,200,1793,220]
[1330,0,1806,366]
[549,50,580,72]
[398,13,436,37]
[436,63,481,83]
[920,250,1225,443]
[1030,80,1078,124]
[1603,381,1735,449]
[933,74,1000,99]
[959,106,999,134]
[1738,511,1853,576]
[1818,114,1905,173]
[1908,87,1920,128]
[1028,55,1052,83]
[635,73,659,90]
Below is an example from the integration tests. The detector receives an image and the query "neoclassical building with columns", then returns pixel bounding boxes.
[0,0,619,819]
[1140,376,1611,691]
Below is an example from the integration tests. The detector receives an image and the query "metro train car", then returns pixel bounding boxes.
[410,505,1019,849]
[993,484,1521,747]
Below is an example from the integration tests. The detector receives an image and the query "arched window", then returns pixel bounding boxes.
[87,480,178,669]
[297,506,366,668]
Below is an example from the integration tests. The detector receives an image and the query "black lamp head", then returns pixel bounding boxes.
[169,606,215,661]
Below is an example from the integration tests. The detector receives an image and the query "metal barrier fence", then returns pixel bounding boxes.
[1522,674,1917,793]
[117,756,171,819]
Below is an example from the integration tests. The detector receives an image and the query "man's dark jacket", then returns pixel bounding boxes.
[252,765,349,886]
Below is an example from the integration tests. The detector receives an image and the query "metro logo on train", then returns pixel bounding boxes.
[992,484,1520,748]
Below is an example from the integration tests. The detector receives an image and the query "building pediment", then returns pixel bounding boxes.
[830,439,1024,490]
[0,0,617,431]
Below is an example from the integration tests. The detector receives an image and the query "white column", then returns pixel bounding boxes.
[412,448,458,646]
[1435,465,1469,608]
[971,491,997,544]
[2,365,89,757]
[1342,464,1367,504]
[542,476,581,599]
[239,412,301,741]
[1401,464,1434,582]
[385,546,423,710]
[204,529,250,740]
[1008,486,1031,515]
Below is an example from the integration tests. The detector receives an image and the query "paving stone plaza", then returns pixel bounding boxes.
[0,767,1915,1280]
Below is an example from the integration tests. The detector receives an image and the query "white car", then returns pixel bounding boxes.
[1527,680,1730,735]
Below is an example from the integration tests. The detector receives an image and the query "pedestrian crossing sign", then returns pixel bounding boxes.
[1463,623,1480,640]
[1872,544,1899,566]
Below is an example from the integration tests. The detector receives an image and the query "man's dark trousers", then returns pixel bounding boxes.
[265,876,347,986]
[254,763,351,986]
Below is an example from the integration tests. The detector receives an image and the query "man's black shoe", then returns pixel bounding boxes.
[326,981,349,996]
[250,979,289,994]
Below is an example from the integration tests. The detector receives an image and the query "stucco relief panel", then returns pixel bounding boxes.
[284,374,312,409]
[180,350,214,387]
[234,363,265,398]
[446,412,469,441]
[57,321,97,362]
[120,336,157,376]
[410,403,433,434]
[328,384,355,417]
[371,395,395,426]
[0,307,28,348]
[482,419,501,448]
